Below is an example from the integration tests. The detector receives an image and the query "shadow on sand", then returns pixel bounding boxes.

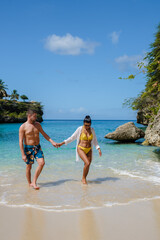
[88,177,120,184]
[39,177,120,187]
[39,179,77,187]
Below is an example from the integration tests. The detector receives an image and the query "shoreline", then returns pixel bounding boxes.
[1,195,160,212]
[1,198,160,240]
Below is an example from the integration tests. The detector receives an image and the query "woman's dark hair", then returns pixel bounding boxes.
[83,115,91,124]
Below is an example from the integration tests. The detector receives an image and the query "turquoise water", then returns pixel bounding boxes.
[0,120,160,211]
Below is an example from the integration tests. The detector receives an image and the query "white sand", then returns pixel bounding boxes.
[1,199,160,240]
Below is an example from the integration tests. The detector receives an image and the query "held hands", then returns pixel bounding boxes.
[52,142,59,148]
[98,148,102,157]
[57,142,65,148]
[50,139,60,148]
[51,140,65,148]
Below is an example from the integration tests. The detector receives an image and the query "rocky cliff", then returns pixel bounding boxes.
[142,109,160,147]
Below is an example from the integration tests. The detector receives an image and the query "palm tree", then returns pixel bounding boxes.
[0,79,8,99]
[10,89,19,101]
[20,95,29,102]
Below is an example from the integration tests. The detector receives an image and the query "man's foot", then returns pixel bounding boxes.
[81,179,88,185]
[30,183,40,190]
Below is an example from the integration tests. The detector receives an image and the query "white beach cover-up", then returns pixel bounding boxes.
[64,126,100,162]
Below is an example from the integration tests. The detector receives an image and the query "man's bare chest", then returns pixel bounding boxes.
[25,126,39,136]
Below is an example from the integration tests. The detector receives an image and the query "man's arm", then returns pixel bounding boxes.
[19,125,27,162]
[36,123,58,147]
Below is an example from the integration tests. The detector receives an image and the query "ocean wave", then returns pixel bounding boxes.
[104,196,160,207]
[1,196,160,212]
[92,164,103,168]
[0,192,7,204]
[109,167,160,184]
[0,201,101,212]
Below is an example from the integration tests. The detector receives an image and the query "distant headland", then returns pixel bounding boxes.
[0,80,43,123]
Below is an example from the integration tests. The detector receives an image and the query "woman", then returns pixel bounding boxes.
[58,116,102,184]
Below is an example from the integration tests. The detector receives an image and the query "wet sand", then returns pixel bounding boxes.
[1,198,160,240]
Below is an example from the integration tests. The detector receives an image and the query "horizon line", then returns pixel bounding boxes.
[43,119,137,121]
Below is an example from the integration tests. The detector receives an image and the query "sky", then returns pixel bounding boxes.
[0,0,160,120]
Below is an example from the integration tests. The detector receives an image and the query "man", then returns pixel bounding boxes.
[19,109,58,190]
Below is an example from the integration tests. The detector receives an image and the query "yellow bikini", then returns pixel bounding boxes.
[80,132,93,141]
[78,130,93,154]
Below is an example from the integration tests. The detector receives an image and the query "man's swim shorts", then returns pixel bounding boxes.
[24,144,44,165]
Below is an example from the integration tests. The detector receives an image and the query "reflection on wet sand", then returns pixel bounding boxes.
[152,199,160,238]
[79,185,101,240]
[21,208,45,240]
[79,210,100,240]
[21,188,45,240]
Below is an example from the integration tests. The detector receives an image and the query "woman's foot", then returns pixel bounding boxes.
[30,183,40,190]
[81,178,88,185]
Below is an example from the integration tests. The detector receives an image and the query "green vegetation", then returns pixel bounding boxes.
[123,24,160,124]
[20,95,29,102]
[0,80,43,123]
[0,79,8,99]
[10,89,19,101]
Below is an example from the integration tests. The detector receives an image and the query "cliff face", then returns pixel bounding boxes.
[137,109,153,125]
[131,25,160,130]
[137,106,160,147]
[142,109,160,147]
[0,100,43,123]
[136,93,160,126]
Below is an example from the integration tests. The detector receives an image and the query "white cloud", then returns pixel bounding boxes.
[58,109,64,113]
[109,31,121,44]
[44,33,99,55]
[70,107,86,113]
[115,54,146,71]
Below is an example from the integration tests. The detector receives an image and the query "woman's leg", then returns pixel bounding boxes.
[77,147,91,184]
[87,149,92,164]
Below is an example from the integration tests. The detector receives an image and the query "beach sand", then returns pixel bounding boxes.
[1,198,160,240]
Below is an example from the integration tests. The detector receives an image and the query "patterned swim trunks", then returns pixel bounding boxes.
[24,144,44,165]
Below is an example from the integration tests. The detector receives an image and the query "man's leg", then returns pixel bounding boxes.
[30,158,45,189]
[26,164,32,185]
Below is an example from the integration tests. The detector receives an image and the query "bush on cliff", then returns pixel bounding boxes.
[0,100,43,123]
[123,23,160,125]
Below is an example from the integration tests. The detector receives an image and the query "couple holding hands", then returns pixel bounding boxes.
[19,109,102,190]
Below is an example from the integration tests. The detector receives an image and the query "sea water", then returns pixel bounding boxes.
[0,120,160,211]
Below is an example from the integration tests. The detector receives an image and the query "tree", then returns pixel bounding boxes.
[20,95,29,102]
[10,89,19,101]
[0,79,8,99]
[123,24,160,121]
[144,24,160,94]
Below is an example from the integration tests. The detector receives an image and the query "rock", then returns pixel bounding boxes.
[143,109,160,147]
[141,140,149,146]
[104,122,145,142]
